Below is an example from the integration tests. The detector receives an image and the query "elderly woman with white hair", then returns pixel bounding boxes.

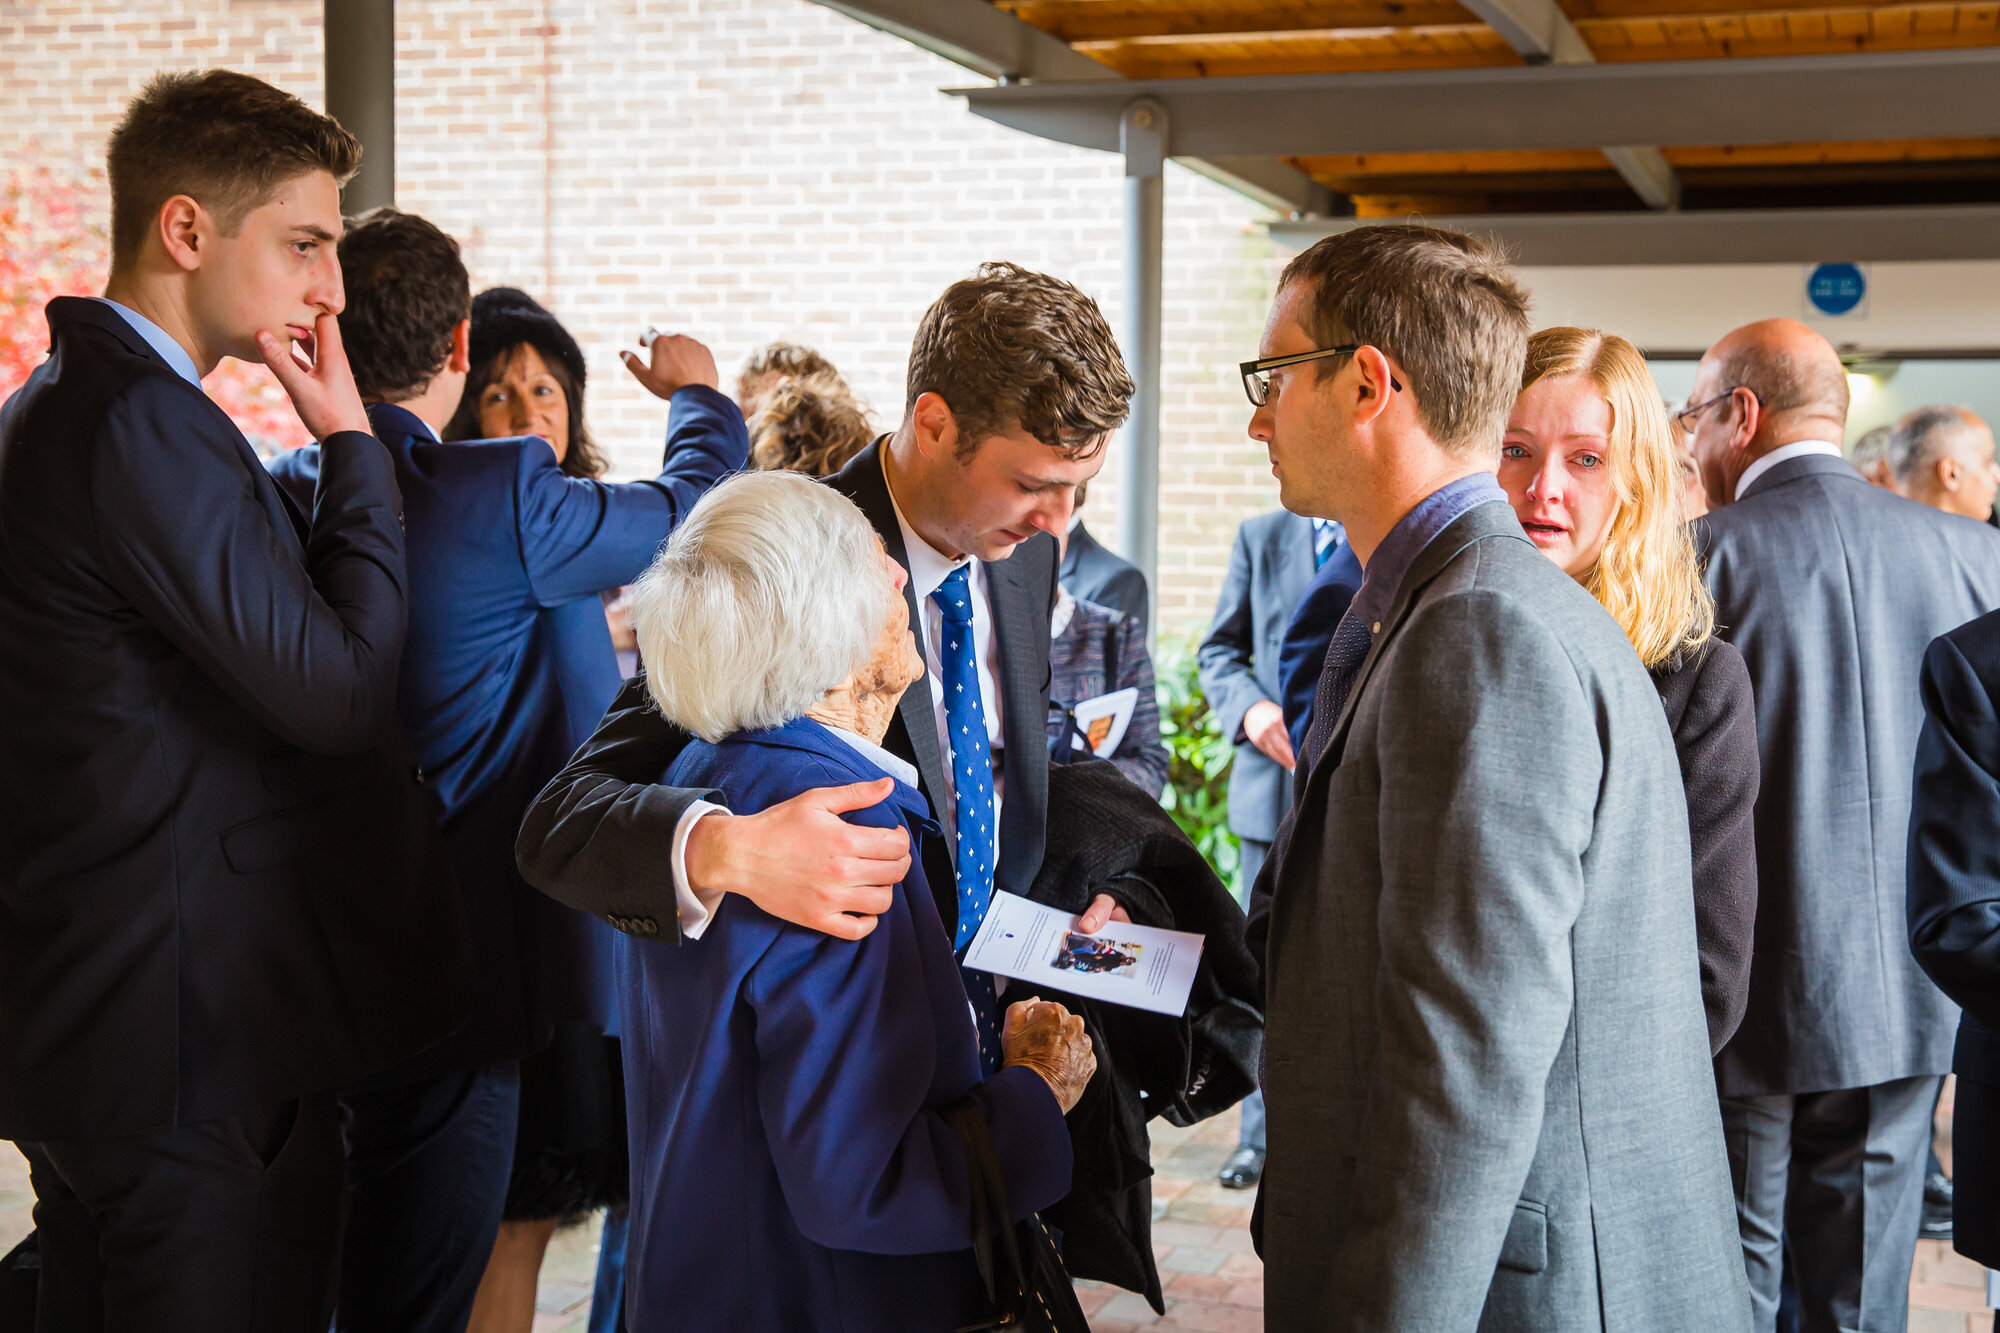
[612,471,1096,1332]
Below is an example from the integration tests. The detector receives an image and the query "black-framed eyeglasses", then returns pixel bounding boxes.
[1239,346,1404,407]
[1674,387,1754,435]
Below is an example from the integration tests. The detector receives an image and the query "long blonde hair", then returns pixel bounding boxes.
[1521,327,1714,669]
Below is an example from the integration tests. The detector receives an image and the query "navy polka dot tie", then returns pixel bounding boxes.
[932,564,1003,1073]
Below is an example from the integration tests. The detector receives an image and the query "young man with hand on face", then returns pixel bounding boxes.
[0,71,472,1330]
[515,262,1137,1047]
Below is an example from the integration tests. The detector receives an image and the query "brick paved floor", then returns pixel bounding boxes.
[2,1110,1992,1330]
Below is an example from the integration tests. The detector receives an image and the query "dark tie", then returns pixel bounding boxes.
[1298,607,1375,784]
[931,564,1002,1074]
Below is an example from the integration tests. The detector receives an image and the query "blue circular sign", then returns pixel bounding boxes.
[1807,263,1867,317]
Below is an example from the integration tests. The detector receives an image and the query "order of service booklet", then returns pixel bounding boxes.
[963,890,1204,1017]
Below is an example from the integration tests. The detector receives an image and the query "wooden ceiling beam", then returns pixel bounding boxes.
[995,1,1479,41]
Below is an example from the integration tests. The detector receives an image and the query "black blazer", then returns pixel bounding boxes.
[1909,608,2000,1265]
[1651,637,1760,1056]
[0,297,471,1140]
[1060,519,1148,639]
[515,438,1059,940]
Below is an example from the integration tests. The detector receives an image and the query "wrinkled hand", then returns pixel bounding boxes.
[685,779,910,941]
[1003,998,1096,1114]
[1243,698,1295,772]
[257,310,371,440]
[621,328,719,401]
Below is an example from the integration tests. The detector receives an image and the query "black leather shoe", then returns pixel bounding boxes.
[1218,1146,1265,1190]
[1922,1171,1954,1241]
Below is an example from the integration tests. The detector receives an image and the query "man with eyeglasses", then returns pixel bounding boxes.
[1249,224,1747,1329]
[1686,318,2000,1331]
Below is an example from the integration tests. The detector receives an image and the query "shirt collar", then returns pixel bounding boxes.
[819,720,922,788]
[94,297,201,388]
[1734,439,1846,501]
[880,448,971,604]
[1352,472,1508,627]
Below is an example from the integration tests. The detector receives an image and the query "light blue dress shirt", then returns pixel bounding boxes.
[93,298,201,388]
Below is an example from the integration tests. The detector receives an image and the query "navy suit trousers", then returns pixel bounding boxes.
[334,1060,520,1333]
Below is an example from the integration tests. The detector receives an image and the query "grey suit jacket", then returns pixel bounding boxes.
[1197,510,1316,844]
[1262,501,1748,1332]
[1700,452,2000,1096]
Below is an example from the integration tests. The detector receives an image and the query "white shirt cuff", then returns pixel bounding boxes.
[671,800,730,941]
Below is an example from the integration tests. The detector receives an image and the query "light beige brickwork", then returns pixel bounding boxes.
[1,0,1291,634]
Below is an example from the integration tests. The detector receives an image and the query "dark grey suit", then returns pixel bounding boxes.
[1059,518,1148,639]
[1262,501,1748,1330]
[1196,510,1316,881]
[1698,451,2000,1330]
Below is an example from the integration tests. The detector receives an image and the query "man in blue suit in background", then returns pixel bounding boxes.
[269,208,748,1332]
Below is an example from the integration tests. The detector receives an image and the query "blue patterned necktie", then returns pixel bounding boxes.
[1299,606,1375,784]
[931,563,1002,1073]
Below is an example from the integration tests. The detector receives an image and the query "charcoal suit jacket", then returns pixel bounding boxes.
[0,297,471,1140]
[1700,452,2000,1096]
[1260,500,1747,1330]
[515,438,1058,945]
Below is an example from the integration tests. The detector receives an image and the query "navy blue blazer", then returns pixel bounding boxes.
[1276,539,1364,752]
[619,716,1072,1332]
[0,297,470,1138]
[269,390,746,1071]
[1911,608,2000,1071]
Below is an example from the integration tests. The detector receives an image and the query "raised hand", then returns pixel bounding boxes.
[256,309,372,440]
[621,328,720,401]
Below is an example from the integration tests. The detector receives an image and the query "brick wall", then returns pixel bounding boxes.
[1,0,1290,636]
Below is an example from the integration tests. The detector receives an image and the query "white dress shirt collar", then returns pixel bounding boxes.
[819,721,921,789]
[880,451,970,603]
[1735,439,1845,501]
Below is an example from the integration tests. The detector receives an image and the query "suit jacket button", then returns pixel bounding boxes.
[412,766,426,785]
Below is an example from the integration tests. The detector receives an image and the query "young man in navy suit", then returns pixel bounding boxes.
[0,71,472,1330]
[266,207,749,1333]
[515,262,1140,972]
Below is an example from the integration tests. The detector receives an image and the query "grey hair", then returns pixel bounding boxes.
[628,471,896,744]
[1890,405,1982,487]
[1849,424,1892,472]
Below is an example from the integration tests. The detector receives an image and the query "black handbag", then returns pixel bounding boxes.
[942,1096,1090,1333]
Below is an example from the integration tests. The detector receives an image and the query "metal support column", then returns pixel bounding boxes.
[1117,98,1165,629]
[325,0,396,213]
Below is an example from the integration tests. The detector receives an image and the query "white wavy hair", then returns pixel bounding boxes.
[629,470,896,743]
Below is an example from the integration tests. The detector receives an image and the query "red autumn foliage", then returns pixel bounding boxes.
[1,154,309,455]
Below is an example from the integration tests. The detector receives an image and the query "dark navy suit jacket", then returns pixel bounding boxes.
[269,391,746,1071]
[619,717,1071,1332]
[0,297,470,1138]
[1276,540,1364,753]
